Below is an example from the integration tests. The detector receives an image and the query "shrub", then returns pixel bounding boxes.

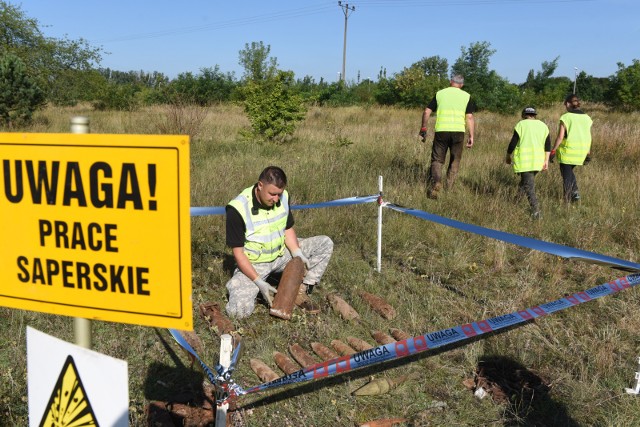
[0,53,45,128]
[242,70,306,142]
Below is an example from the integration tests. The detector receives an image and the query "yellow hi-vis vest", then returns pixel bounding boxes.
[512,119,549,173]
[434,87,471,132]
[228,186,289,263]
[557,112,593,165]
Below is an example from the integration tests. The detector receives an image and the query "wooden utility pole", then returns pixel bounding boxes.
[338,1,355,83]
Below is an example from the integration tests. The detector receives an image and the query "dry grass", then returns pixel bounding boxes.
[2,102,640,425]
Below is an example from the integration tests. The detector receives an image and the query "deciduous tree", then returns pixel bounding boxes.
[608,60,640,111]
[238,42,305,141]
[238,41,277,82]
[0,1,103,105]
[452,41,520,113]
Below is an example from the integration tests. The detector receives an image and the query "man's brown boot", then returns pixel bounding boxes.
[428,182,442,199]
[295,285,320,314]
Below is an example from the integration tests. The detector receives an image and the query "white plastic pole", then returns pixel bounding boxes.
[377,175,383,273]
[215,334,233,427]
[71,116,91,349]
[625,356,640,394]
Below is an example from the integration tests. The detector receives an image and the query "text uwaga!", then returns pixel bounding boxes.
[3,160,159,296]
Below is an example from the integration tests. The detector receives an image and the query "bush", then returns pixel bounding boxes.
[0,53,45,127]
[92,82,141,111]
[242,70,306,142]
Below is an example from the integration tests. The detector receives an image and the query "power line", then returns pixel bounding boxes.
[94,4,334,44]
[94,0,594,44]
[354,0,594,5]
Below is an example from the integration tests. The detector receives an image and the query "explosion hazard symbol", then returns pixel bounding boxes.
[39,355,99,427]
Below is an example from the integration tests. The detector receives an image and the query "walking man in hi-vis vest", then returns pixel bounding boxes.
[225,166,334,318]
[505,106,551,218]
[419,74,475,199]
[550,94,593,202]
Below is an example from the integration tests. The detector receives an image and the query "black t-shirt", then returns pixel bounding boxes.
[225,185,295,248]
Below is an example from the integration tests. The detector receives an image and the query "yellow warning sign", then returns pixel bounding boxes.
[40,355,98,426]
[0,133,192,329]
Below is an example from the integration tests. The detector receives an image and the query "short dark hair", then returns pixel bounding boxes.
[565,94,581,109]
[258,166,287,188]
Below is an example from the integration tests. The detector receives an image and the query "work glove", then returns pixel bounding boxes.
[253,278,277,306]
[418,127,427,142]
[583,154,592,165]
[292,249,310,269]
[549,149,556,163]
[505,153,512,165]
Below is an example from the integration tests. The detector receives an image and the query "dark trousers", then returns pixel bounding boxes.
[430,131,465,188]
[559,163,579,201]
[518,171,539,212]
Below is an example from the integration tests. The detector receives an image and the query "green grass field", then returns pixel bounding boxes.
[2,103,640,426]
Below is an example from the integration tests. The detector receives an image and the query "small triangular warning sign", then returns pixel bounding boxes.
[39,355,99,427]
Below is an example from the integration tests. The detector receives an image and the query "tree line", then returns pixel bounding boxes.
[2,1,640,130]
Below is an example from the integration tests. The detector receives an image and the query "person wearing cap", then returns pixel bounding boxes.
[550,94,593,202]
[418,74,476,199]
[225,166,334,318]
[505,107,551,218]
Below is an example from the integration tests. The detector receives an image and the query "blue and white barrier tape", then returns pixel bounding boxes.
[190,195,638,272]
[189,195,379,217]
[190,206,226,216]
[291,195,379,210]
[168,328,220,386]
[169,274,640,401]
[239,273,640,397]
[385,203,640,272]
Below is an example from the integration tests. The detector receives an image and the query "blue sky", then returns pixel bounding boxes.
[15,0,640,84]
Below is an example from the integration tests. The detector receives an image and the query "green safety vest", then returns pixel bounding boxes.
[557,112,592,165]
[512,119,549,173]
[435,87,471,132]
[228,186,289,263]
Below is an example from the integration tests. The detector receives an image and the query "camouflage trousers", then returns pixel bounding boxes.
[225,235,334,318]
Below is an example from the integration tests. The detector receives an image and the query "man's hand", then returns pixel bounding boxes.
[549,149,556,163]
[466,136,474,148]
[505,153,512,165]
[253,278,277,306]
[418,127,427,142]
[292,249,310,269]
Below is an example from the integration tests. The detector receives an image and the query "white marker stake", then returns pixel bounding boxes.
[377,175,383,273]
[625,356,640,394]
[215,334,233,426]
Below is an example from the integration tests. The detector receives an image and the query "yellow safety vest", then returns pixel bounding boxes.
[557,112,592,165]
[512,119,549,173]
[228,186,289,263]
[435,87,471,132]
